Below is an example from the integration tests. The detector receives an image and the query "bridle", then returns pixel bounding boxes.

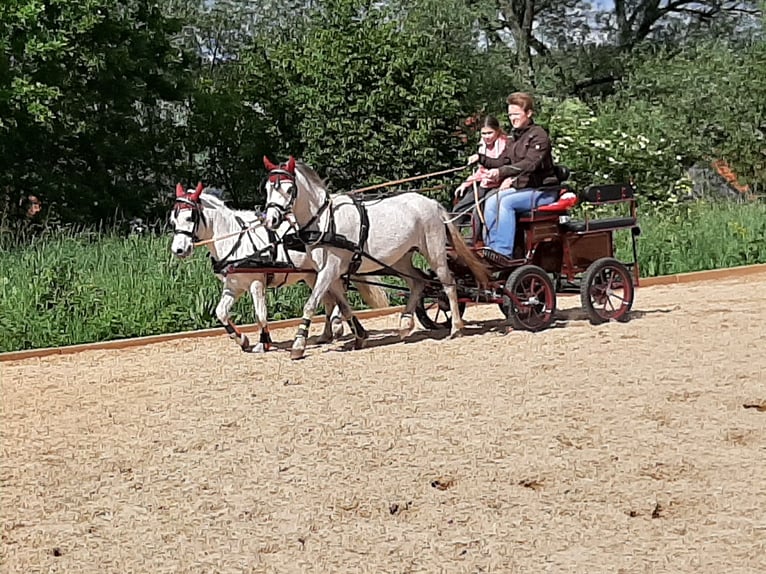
[263,159,333,238]
[263,168,298,227]
[171,187,206,245]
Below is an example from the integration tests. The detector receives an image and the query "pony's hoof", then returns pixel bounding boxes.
[331,318,344,339]
[354,337,367,350]
[290,338,306,360]
[449,329,464,339]
[398,315,415,339]
[250,342,266,354]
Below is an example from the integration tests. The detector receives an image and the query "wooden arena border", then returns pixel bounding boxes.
[2,262,766,362]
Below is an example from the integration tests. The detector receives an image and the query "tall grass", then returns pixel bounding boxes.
[1,199,765,353]
[614,200,766,276]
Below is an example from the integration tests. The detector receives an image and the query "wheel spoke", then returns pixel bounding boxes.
[608,292,627,304]
[580,259,633,324]
[531,284,547,299]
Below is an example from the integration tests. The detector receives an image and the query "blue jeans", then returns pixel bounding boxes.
[482,188,556,256]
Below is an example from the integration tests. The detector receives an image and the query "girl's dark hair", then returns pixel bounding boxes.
[481,115,506,135]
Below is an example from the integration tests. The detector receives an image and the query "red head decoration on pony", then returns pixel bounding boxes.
[175,181,204,203]
[263,156,296,178]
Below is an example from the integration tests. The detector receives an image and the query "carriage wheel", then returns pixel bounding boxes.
[415,295,466,330]
[580,257,634,324]
[502,265,556,332]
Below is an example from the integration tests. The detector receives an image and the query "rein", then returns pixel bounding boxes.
[193,219,264,247]
[348,165,469,195]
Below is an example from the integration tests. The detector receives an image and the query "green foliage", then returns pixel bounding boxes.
[615,200,766,277]
[0,0,192,223]
[0,228,374,352]
[264,0,486,190]
[601,40,766,186]
[543,97,688,204]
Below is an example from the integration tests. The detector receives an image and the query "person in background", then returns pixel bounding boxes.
[20,194,42,220]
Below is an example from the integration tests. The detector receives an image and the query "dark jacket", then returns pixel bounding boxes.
[477,121,556,189]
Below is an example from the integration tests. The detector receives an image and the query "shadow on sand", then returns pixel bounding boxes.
[266,303,680,356]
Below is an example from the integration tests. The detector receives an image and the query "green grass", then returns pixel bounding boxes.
[614,200,766,276]
[1,199,765,353]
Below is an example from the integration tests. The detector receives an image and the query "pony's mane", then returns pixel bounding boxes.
[200,191,259,219]
[199,191,228,210]
[296,160,330,192]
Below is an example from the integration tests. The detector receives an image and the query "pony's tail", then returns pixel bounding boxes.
[353,281,389,309]
[445,221,491,289]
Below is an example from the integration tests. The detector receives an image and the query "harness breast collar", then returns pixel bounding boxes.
[294,191,369,276]
[209,214,278,275]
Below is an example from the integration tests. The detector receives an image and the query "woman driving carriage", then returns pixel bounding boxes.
[478,92,559,258]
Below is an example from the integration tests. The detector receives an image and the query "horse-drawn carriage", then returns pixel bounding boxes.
[170,157,640,359]
[416,164,641,332]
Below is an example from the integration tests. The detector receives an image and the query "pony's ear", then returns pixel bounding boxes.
[191,181,203,201]
[263,155,277,171]
[176,183,185,197]
[286,155,296,173]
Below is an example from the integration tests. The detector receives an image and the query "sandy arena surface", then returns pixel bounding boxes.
[2,273,766,573]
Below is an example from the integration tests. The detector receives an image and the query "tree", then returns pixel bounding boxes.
[0,0,192,223]
[264,0,489,192]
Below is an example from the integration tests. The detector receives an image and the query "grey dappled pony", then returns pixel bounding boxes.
[262,156,489,360]
[169,183,388,353]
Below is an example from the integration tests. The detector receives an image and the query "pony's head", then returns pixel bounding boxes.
[169,182,205,258]
[262,155,296,230]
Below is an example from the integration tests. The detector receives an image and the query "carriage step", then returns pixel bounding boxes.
[476,248,520,268]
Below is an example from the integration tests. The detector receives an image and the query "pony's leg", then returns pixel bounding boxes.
[389,259,427,339]
[216,283,252,352]
[328,279,368,349]
[298,273,335,344]
[424,233,464,338]
[317,292,342,344]
[248,277,271,353]
[330,303,345,339]
[290,263,343,360]
[302,273,340,344]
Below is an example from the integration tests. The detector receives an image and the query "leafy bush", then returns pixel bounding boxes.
[264,0,488,191]
[543,97,688,207]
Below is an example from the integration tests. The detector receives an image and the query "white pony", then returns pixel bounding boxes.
[261,156,490,359]
[169,182,388,352]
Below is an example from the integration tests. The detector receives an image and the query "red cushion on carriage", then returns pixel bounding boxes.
[537,191,578,212]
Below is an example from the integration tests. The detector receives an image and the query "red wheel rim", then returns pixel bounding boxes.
[588,265,632,320]
[508,274,554,329]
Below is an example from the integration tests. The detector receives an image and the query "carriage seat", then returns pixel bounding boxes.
[517,165,577,219]
[560,183,638,233]
[561,217,637,232]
